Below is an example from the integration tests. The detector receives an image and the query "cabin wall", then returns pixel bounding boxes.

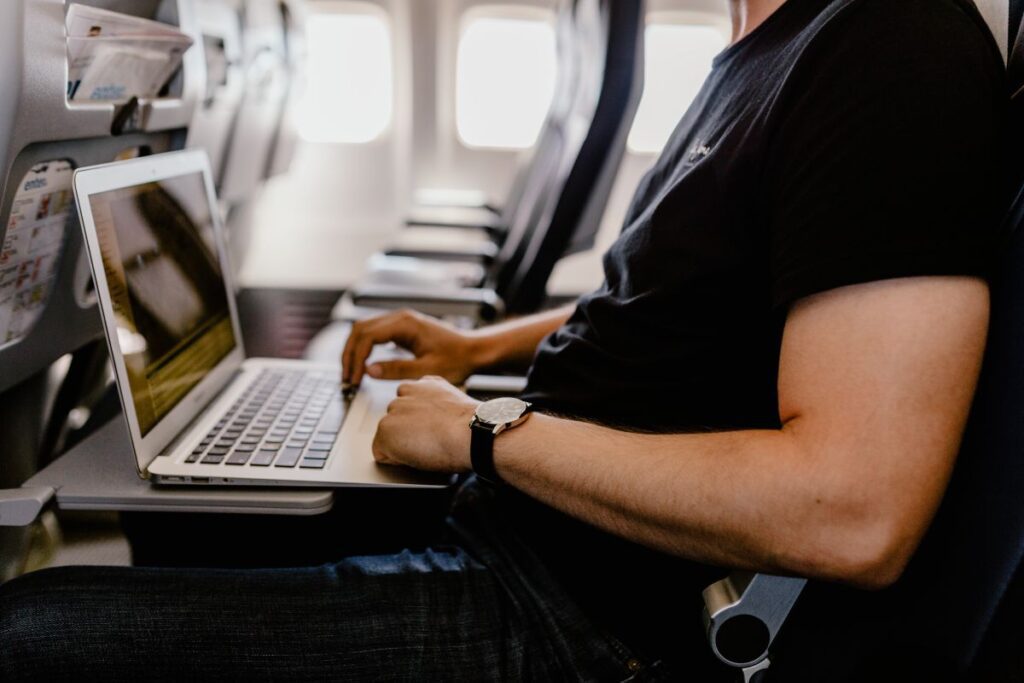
[239,0,731,294]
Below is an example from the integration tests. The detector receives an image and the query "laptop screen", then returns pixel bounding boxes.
[88,171,237,436]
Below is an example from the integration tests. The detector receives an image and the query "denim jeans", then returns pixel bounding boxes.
[0,478,699,682]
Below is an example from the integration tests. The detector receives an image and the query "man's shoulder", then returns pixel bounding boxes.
[815,0,1002,65]
[778,0,1006,103]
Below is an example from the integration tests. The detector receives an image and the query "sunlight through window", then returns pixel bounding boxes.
[456,15,557,149]
[628,23,728,154]
[298,10,393,144]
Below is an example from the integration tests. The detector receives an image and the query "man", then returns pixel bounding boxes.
[0,0,1007,679]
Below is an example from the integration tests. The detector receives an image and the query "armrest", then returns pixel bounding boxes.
[384,242,499,264]
[365,254,487,289]
[413,188,501,214]
[405,206,505,236]
[463,374,528,400]
[703,572,807,677]
[0,487,55,527]
[349,285,505,323]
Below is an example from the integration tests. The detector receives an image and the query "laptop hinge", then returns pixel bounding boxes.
[0,487,56,527]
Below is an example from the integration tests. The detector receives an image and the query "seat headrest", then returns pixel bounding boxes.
[975,0,1012,59]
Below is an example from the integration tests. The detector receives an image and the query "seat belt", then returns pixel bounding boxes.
[1012,0,1024,55]
[1009,0,1024,95]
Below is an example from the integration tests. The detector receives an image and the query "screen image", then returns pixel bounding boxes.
[89,172,236,436]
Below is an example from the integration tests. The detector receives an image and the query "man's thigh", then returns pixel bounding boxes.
[123,486,456,568]
[0,547,554,682]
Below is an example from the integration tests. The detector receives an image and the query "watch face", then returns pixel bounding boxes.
[476,397,530,426]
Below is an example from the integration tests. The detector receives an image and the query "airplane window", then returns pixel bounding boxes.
[298,8,393,143]
[456,14,557,150]
[628,22,729,155]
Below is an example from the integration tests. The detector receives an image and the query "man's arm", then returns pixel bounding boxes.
[342,305,573,386]
[373,277,989,589]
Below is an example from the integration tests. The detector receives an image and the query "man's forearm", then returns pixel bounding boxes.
[494,416,815,574]
[467,305,574,373]
[492,414,919,589]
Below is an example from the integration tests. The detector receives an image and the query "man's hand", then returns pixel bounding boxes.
[342,305,577,389]
[372,377,480,472]
[342,310,484,387]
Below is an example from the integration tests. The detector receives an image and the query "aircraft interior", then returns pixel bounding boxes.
[0,0,1022,680]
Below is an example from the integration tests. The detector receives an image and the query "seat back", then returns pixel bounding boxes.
[892,9,1024,652]
[264,0,306,180]
[768,5,1024,676]
[493,0,644,314]
[186,0,247,186]
[216,0,289,206]
[488,0,579,231]
[0,0,205,580]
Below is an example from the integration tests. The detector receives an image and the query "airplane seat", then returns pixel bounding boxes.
[374,0,581,269]
[321,0,645,334]
[186,0,247,188]
[701,7,1024,679]
[0,0,206,582]
[494,0,644,314]
[216,0,290,273]
[264,0,307,182]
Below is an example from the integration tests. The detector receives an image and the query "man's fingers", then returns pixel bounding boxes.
[371,426,390,463]
[345,314,419,387]
[367,359,425,381]
[341,320,363,383]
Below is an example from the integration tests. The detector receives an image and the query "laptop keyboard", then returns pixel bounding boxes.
[185,369,345,470]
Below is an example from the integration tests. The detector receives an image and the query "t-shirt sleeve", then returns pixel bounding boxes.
[765,0,1007,310]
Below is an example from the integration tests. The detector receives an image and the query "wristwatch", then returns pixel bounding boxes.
[470,397,532,485]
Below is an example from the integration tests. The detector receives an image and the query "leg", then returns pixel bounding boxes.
[123,486,456,568]
[0,546,638,682]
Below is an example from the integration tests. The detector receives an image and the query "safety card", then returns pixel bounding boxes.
[0,160,74,346]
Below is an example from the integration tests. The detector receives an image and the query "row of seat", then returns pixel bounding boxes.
[329,0,645,327]
[0,0,303,582]
[312,4,1024,679]
[4,1,1024,680]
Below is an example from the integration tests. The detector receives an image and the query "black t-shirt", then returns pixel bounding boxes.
[508,0,1007,675]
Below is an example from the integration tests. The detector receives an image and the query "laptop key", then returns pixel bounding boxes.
[319,404,346,432]
[250,450,277,466]
[201,454,225,464]
[208,446,229,456]
[302,451,329,461]
[299,458,327,469]
[226,451,252,465]
[274,447,303,468]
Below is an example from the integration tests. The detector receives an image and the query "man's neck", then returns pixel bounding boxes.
[729,0,788,43]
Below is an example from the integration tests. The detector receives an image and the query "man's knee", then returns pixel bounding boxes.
[0,568,97,679]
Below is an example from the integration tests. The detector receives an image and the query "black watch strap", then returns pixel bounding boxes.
[470,421,502,485]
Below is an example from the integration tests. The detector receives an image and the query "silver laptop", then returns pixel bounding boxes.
[74,149,449,489]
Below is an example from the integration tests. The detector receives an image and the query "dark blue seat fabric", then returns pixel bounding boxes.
[769,65,1022,680]
[496,0,644,314]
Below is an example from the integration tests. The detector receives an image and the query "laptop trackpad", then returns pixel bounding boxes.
[359,384,391,434]
[335,379,453,488]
